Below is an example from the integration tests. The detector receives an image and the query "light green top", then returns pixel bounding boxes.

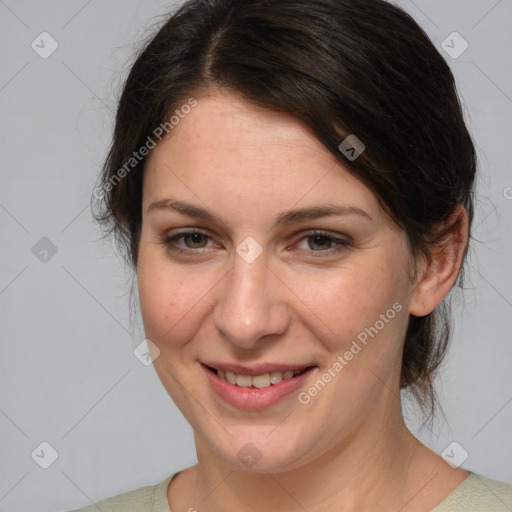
[68,471,512,511]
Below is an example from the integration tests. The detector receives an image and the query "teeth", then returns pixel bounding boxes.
[269,371,283,385]
[216,368,308,389]
[236,374,252,387]
[252,373,270,389]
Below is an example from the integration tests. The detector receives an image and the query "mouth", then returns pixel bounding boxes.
[204,365,311,389]
[201,363,317,410]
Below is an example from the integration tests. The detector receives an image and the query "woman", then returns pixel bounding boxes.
[73,0,512,510]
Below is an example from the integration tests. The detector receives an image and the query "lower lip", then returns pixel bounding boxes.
[202,364,316,411]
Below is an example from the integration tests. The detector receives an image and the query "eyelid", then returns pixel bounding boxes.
[291,230,351,256]
[162,228,219,252]
[161,228,350,257]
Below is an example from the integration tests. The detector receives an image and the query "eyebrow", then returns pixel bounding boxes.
[146,198,373,226]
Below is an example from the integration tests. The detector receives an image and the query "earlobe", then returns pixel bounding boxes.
[409,205,468,317]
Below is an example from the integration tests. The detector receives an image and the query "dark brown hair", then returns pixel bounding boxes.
[93,0,477,423]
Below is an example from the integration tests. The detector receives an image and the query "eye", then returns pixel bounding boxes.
[161,229,217,253]
[295,231,350,256]
[160,229,350,258]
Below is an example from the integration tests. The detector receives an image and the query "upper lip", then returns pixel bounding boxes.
[201,361,316,376]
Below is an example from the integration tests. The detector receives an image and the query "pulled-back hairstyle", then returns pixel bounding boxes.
[93,0,477,423]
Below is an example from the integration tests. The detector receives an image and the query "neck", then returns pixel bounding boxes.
[186,399,430,511]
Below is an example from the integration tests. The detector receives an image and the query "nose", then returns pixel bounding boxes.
[212,249,290,349]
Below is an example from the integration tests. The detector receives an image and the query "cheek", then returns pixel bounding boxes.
[137,251,214,348]
[290,259,409,423]
[290,259,406,342]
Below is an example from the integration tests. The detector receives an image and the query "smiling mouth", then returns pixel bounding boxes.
[204,365,315,389]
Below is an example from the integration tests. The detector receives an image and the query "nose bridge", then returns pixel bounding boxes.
[213,250,289,348]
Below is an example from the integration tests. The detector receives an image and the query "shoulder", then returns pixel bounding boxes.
[433,472,512,512]
[66,473,176,512]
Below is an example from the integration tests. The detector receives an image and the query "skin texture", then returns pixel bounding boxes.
[137,90,470,511]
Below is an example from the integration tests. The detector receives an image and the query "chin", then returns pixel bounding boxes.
[204,428,314,474]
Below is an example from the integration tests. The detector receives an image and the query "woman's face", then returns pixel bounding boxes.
[137,91,421,472]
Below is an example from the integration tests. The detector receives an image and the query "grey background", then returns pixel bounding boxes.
[0,1,511,511]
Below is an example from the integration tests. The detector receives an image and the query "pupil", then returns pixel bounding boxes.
[186,233,206,247]
[310,235,330,250]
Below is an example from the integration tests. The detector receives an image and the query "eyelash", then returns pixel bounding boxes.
[160,229,350,258]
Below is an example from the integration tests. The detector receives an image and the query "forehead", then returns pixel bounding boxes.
[146,92,334,168]
[142,92,380,220]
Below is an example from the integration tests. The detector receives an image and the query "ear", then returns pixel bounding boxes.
[409,205,469,317]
